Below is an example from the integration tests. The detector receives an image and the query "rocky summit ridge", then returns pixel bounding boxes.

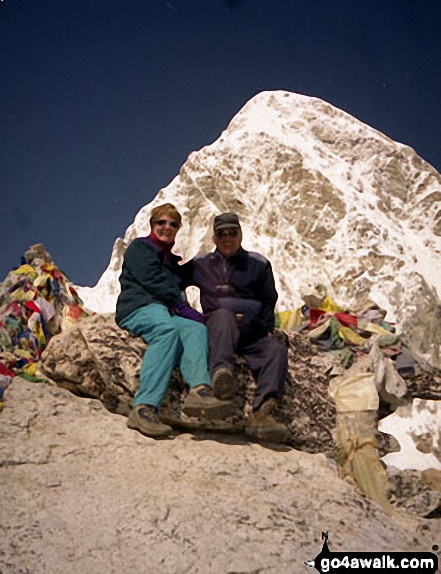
[78,90,441,370]
[2,378,440,574]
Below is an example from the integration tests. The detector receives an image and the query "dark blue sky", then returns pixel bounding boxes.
[1,0,440,286]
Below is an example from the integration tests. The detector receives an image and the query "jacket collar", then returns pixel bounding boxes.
[139,235,182,263]
[213,246,246,262]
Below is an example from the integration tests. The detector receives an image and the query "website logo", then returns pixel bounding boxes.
[305,532,438,573]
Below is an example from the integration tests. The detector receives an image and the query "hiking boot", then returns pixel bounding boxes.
[245,398,288,443]
[182,385,235,419]
[127,405,173,438]
[212,367,235,400]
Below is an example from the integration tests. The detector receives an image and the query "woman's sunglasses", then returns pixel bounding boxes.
[155,219,180,229]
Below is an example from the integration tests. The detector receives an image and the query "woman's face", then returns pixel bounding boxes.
[152,214,180,244]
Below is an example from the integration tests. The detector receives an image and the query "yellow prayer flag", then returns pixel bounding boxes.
[12,264,37,277]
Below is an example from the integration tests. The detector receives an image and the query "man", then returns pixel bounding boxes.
[182,212,288,441]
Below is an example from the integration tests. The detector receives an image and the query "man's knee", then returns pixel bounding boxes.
[206,308,239,359]
[264,337,288,364]
[273,338,288,359]
[207,307,236,326]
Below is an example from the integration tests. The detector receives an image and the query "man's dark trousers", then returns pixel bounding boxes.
[206,308,287,410]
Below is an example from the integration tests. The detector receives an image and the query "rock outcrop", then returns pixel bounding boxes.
[39,313,441,469]
[40,314,337,456]
[39,313,144,414]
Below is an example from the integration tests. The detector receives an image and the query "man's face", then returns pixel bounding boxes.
[213,227,242,257]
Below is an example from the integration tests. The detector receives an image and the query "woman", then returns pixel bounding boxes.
[116,203,233,438]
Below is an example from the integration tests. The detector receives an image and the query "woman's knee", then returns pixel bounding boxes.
[191,321,208,335]
[148,321,180,343]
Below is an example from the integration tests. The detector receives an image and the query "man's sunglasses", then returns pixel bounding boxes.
[155,219,179,228]
[215,229,239,238]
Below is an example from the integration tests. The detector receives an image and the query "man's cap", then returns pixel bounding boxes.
[213,212,241,232]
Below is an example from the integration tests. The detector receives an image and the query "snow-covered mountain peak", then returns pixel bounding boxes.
[78,90,441,370]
